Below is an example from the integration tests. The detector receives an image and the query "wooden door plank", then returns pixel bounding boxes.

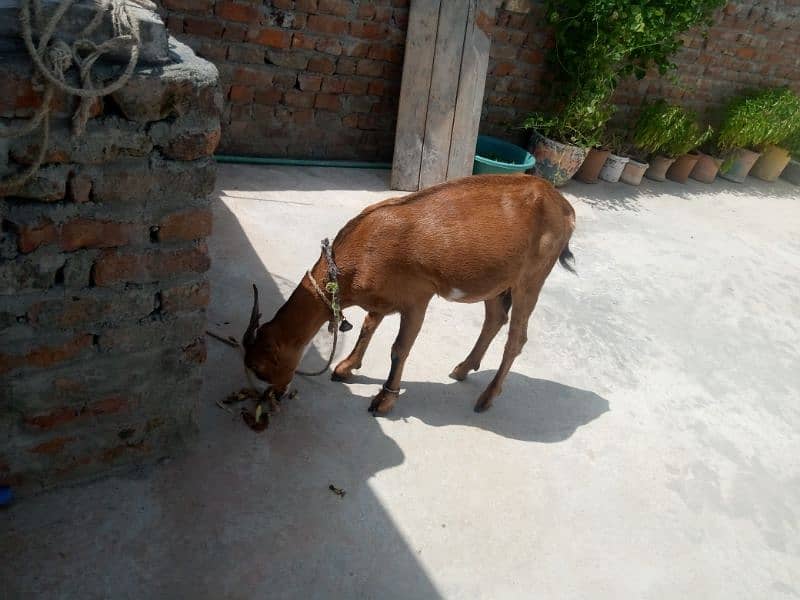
[418,0,470,189]
[390,0,441,191]
[447,0,497,180]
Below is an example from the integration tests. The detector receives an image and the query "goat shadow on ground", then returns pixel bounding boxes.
[331,372,610,444]
[0,195,441,600]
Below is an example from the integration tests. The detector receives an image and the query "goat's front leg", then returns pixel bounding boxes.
[369,304,427,415]
[332,311,384,381]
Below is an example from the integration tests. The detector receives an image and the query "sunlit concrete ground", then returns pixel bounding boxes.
[2,164,799,599]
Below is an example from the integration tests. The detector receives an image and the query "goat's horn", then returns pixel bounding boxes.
[242,284,260,348]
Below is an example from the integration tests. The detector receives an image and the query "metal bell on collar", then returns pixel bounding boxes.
[339,317,353,332]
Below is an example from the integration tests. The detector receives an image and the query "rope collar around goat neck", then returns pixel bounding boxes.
[306,238,352,334]
[295,239,352,378]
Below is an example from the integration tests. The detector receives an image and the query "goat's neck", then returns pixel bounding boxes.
[271,269,333,352]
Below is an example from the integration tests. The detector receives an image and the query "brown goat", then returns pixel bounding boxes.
[242,173,576,414]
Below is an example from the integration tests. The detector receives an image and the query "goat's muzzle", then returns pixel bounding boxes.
[242,284,261,349]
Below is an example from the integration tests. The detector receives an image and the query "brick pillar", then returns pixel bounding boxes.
[0,13,222,494]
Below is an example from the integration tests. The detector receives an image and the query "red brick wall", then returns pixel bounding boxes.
[480,2,552,148]
[612,1,800,130]
[160,0,800,158]
[161,0,408,160]
[481,0,800,147]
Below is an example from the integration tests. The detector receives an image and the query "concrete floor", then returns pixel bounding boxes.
[2,165,799,599]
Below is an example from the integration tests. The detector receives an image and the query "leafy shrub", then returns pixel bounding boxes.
[522,88,614,148]
[717,87,800,152]
[783,129,800,159]
[601,131,628,154]
[524,0,725,147]
[633,100,712,157]
[665,116,713,157]
[547,0,726,87]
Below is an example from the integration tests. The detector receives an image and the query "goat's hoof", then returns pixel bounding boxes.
[331,362,356,381]
[450,360,479,382]
[368,389,398,415]
[473,391,494,413]
[449,363,471,381]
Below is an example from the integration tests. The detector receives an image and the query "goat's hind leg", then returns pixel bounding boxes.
[332,311,384,381]
[450,291,511,381]
[474,283,543,413]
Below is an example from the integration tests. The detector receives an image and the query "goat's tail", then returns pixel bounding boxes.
[559,242,577,275]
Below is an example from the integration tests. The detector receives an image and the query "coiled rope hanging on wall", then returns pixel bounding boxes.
[0,0,146,194]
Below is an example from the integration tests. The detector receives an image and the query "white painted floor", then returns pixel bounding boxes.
[3,165,799,599]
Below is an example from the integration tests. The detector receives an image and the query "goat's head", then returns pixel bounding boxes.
[241,284,297,397]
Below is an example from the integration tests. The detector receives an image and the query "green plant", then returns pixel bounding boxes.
[633,100,712,157]
[547,0,725,88]
[522,88,614,148]
[717,87,800,152]
[783,129,800,159]
[600,131,627,153]
[665,115,712,157]
[524,0,725,148]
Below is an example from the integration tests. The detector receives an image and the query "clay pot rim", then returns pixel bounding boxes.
[585,147,612,157]
[673,152,702,162]
[606,153,630,162]
[531,131,588,154]
[726,146,763,158]
[761,144,791,154]
[695,152,724,168]
[625,158,649,168]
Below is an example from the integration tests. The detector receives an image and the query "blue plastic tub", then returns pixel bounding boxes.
[473,135,535,174]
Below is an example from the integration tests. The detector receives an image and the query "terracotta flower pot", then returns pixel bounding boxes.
[619,158,649,186]
[574,147,611,183]
[781,159,800,186]
[645,155,676,181]
[529,132,588,187]
[719,148,761,183]
[690,152,723,184]
[750,145,792,182]
[598,153,629,183]
[666,153,700,184]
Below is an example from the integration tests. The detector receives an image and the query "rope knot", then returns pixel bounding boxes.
[45,40,72,80]
[0,0,141,195]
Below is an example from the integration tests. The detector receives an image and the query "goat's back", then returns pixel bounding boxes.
[335,174,574,304]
